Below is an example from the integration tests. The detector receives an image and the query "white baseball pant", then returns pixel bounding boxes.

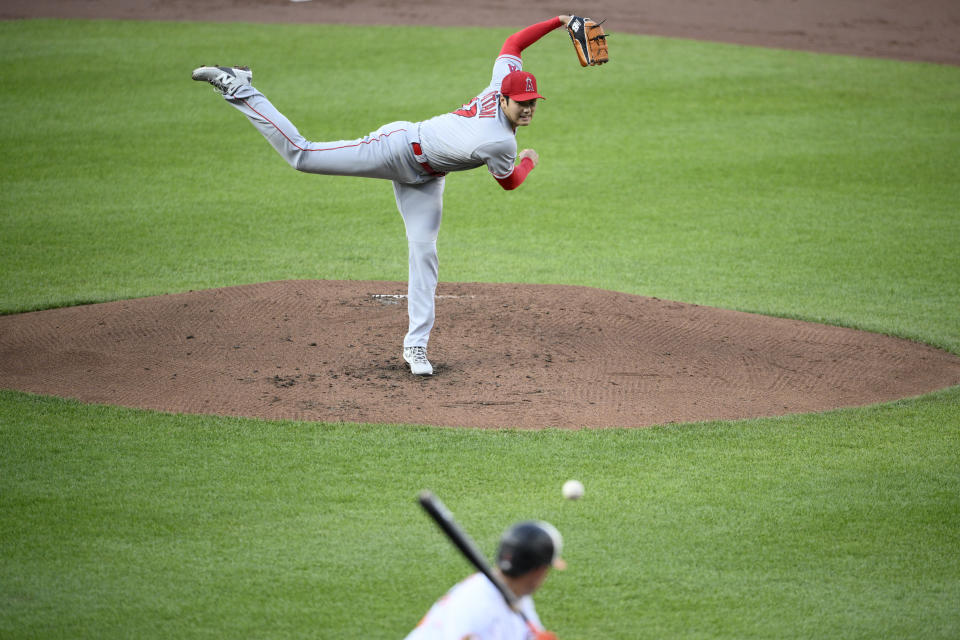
[225,87,444,349]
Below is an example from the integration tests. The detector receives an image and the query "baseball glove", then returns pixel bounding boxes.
[567,16,609,67]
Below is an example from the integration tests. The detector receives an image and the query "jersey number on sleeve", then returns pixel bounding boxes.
[452,91,498,119]
[453,99,478,118]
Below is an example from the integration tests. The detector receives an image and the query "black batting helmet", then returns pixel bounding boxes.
[495,520,566,577]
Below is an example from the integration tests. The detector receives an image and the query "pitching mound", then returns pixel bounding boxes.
[1,280,958,429]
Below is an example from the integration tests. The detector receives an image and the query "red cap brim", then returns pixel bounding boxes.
[507,92,545,101]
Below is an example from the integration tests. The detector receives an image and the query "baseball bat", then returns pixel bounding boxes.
[417,490,542,633]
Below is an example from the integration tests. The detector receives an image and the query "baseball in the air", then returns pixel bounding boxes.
[562,479,584,500]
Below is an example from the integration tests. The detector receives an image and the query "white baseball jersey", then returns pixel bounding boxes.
[416,54,524,180]
[405,572,543,640]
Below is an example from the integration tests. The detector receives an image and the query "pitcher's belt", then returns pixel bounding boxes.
[411,142,446,177]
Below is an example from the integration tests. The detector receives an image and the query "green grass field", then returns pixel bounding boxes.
[1,19,959,639]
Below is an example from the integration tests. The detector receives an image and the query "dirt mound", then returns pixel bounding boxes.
[2,280,958,428]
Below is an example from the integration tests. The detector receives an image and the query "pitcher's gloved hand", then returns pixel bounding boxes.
[567,16,609,66]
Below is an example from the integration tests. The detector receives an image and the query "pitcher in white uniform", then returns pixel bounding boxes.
[192,15,573,376]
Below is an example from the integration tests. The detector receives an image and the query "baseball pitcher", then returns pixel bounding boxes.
[192,15,606,376]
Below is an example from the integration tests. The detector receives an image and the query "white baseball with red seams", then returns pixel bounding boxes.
[198,16,567,375]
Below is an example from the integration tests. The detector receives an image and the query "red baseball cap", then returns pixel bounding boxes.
[500,70,545,101]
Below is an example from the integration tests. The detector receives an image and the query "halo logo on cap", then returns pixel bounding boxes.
[501,70,545,101]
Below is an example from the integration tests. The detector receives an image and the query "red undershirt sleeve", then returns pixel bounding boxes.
[493,18,558,191]
[500,17,564,58]
[495,157,535,191]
